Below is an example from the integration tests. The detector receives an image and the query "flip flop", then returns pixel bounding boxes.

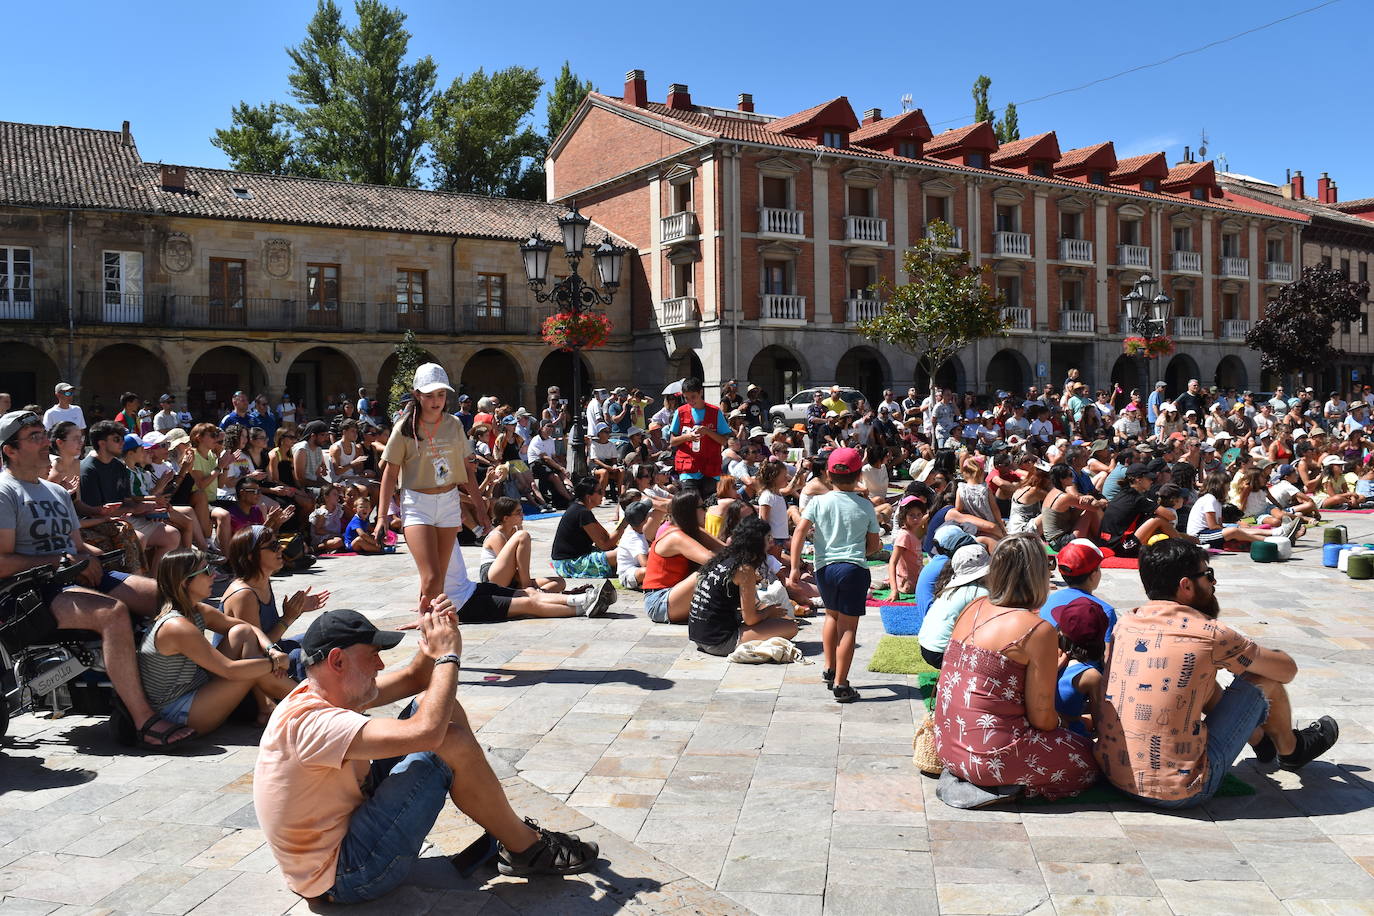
[134,710,197,750]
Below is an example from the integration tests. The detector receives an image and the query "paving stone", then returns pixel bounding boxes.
[2,852,154,906]
[1259,859,1374,899]
[822,885,940,916]
[1154,878,1287,915]
[723,890,823,916]
[1050,895,1174,915]
[937,883,1051,914]
[716,854,827,895]
[1039,861,1159,896]
[826,847,934,888]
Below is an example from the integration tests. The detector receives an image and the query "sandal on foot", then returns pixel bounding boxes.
[833,683,859,703]
[137,715,198,750]
[822,668,835,689]
[497,817,599,877]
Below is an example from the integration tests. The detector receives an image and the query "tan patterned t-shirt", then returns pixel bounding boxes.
[1094,600,1260,801]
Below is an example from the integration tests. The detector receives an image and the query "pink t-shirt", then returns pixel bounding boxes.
[891,528,922,593]
[253,681,371,897]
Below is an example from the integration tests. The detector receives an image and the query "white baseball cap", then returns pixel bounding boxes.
[413,363,454,394]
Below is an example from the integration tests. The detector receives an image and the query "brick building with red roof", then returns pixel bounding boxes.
[549,70,1307,399]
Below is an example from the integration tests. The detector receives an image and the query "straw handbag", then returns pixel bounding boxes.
[912,718,943,776]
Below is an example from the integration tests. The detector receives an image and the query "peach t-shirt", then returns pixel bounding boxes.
[253,681,371,897]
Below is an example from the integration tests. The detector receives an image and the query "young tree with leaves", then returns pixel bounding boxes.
[1246,264,1369,385]
[429,66,545,199]
[857,221,1009,398]
[546,61,595,145]
[386,330,427,415]
[995,102,1020,142]
[211,103,299,175]
[972,75,992,123]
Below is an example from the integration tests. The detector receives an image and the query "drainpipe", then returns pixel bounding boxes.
[449,236,458,333]
[66,210,75,381]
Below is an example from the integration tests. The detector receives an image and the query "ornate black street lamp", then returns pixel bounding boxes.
[520,204,627,475]
[1122,274,1173,391]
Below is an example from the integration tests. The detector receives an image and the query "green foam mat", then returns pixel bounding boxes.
[871,587,916,601]
[918,670,939,712]
[867,635,940,676]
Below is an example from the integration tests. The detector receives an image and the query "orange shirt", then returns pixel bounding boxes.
[253,682,371,897]
[1094,600,1260,801]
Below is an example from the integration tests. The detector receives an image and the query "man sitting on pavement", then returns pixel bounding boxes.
[1095,539,1339,808]
[254,605,599,904]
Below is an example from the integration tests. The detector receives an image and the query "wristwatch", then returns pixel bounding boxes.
[433,653,461,668]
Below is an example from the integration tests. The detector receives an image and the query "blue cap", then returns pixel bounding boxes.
[933,524,975,555]
[122,433,143,453]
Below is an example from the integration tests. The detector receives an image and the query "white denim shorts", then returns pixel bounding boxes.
[400,487,463,529]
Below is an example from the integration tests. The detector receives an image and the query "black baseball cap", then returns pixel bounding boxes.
[301,609,404,666]
[1125,462,1155,480]
[302,420,328,436]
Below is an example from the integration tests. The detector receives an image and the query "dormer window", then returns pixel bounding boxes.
[1141,178,1158,192]
[1191,187,1207,200]
[1088,170,1107,185]
[966,153,986,168]
[1030,161,1050,177]
[897,141,920,159]
[821,131,847,149]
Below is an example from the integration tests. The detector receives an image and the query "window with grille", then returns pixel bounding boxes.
[477,273,505,318]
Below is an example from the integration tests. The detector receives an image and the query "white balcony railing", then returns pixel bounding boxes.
[1118,245,1151,268]
[1222,318,1252,339]
[759,207,805,236]
[660,211,697,243]
[1061,310,1095,333]
[761,293,807,325]
[660,296,699,330]
[1171,250,1202,273]
[924,225,964,249]
[1058,238,1093,263]
[1001,306,1032,330]
[845,297,885,324]
[1221,256,1250,278]
[994,231,1031,257]
[844,215,887,244]
[1173,316,1204,338]
[1265,262,1294,282]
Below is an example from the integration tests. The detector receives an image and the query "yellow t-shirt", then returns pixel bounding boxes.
[192,449,218,496]
[822,396,848,415]
[380,414,471,489]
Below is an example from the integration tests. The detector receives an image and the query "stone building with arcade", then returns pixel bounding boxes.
[0,120,631,418]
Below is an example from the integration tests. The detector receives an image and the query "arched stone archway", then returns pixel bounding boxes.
[834,346,889,406]
[986,349,1030,396]
[460,348,523,409]
[188,346,270,423]
[1110,355,1142,394]
[915,355,965,396]
[667,350,704,388]
[747,345,807,404]
[0,343,60,413]
[1214,355,1248,392]
[1164,353,1200,397]
[81,343,169,418]
[537,350,593,414]
[285,347,362,419]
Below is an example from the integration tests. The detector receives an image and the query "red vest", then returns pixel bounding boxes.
[672,402,723,477]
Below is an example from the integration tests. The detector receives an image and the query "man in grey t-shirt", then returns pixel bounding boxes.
[0,410,193,748]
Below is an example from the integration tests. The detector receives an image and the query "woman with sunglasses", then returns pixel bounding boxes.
[188,423,229,548]
[222,525,328,721]
[213,476,294,555]
[136,547,295,738]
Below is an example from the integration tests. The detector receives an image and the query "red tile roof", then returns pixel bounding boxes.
[1216,189,1312,222]
[989,131,1060,166]
[925,121,997,156]
[1332,197,1374,211]
[1110,152,1169,181]
[850,108,932,145]
[1162,160,1216,190]
[1055,142,1117,174]
[764,97,858,136]
[1,121,153,211]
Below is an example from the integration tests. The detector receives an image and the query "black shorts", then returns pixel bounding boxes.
[457,582,520,624]
[815,561,870,617]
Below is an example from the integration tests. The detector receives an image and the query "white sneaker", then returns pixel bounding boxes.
[570,589,599,617]
[1278,515,1301,542]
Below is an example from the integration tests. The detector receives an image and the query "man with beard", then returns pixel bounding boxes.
[1095,540,1338,808]
[254,606,599,903]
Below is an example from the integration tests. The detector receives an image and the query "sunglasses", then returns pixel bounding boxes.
[1187,567,1216,584]
[259,541,283,553]
[185,564,212,579]
[241,488,260,494]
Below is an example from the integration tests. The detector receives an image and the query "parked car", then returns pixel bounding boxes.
[769,387,866,426]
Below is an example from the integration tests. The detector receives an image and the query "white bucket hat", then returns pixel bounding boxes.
[946,544,991,590]
[413,363,454,394]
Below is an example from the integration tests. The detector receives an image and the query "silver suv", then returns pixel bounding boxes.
[769,387,866,426]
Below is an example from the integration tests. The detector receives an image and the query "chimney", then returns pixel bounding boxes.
[1331,182,1339,203]
[120,120,132,147]
[863,107,883,124]
[666,83,692,110]
[1182,145,1191,165]
[160,164,186,191]
[737,93,754,113]
[1292,169,1305,199]
[1318,172,1332,204]
[623,69,647,107]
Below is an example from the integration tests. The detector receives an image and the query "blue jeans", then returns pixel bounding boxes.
[1131,676,1269,809]
[326,699,454,905]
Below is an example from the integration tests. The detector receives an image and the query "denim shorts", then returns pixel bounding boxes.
[400,487,463,529]
[815,561,870,617]
[644,587,671,624]
[1130,676,1268,809]
[158,688,198,726]
[326,750,454,904]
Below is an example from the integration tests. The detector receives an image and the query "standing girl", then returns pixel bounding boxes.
[375,363,488,613]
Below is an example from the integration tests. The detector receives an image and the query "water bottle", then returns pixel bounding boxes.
[691,426,701,453]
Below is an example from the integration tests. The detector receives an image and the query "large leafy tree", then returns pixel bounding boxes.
[857,221,1009,398]
[212,0,436,186]
[995,102,1020,142]
[546,61,595,144]
[1247,264,1369,381]
[972,75,992,123]
[430,66,545,199]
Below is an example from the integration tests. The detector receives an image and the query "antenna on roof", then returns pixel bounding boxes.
[1217,153,1228,173]
[1197,128,1209,160]
[900,93,913,113]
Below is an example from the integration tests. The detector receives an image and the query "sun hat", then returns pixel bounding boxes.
[1322,454,1346,467]
[748,426,767,439]
[413,363,454,394]
[1124,403,1138,412]
[1056,538,1104,577]
[1055,596,1110,645]
[162,427,190,448]
[946,544,992,589]
[141,431,166,448]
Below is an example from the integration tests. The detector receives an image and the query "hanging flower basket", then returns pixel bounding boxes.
[541,311,612,352]
[1123,335,1175,358]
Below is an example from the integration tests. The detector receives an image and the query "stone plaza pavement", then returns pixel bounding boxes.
[5,507,1374,915]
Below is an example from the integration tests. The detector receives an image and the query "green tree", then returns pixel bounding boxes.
[211,0,436,186]
[1247,265,1369,384]
[546,61,595,145]
[385,329,427,414]
[995,102,1020,142]
[210,102,299,175]
[972,75,992,123]
[430,66,545,199]
[857,221,1008,398]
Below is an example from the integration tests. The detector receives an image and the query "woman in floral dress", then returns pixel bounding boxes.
[933,532,1099,801]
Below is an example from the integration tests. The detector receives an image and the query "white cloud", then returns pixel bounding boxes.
[1117,134,1181,158]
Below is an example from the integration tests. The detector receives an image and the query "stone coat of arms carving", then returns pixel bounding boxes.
[162,232,192,273]
[264,238,291,278]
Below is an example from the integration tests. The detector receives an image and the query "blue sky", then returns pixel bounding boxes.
[10,0,1366,196]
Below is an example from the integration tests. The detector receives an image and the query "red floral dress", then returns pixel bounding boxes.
[933,600,1100,800]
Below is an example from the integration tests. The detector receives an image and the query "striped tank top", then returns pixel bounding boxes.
[137,607,212,708]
